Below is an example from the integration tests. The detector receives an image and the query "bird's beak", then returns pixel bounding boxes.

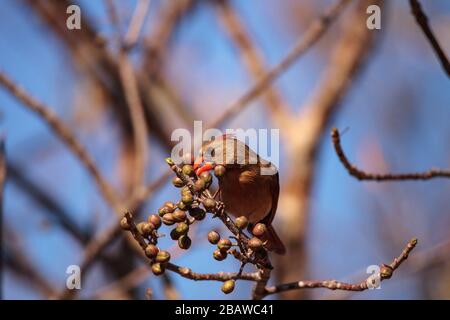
[193,156,214,176]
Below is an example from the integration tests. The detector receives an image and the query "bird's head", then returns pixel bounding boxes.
[193,134,262,176]
[193,135,235,176]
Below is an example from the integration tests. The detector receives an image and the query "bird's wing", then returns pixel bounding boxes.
[262,170,280,226]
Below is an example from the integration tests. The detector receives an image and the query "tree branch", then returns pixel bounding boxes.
[263,238,417,297]
[123,0,152,49]
[116,0,152,191]
[123,203,417,298]
[124,211,260,282]
[409,0,450,77]
[332,128,450,180]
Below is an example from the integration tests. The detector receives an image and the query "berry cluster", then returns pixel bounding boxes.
[121,157,271,295]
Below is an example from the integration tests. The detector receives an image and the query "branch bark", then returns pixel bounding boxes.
[332,128,450,180]
[264,238,417,297]
[409,0,450,77]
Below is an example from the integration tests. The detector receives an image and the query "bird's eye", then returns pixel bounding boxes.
[207,147,215,157]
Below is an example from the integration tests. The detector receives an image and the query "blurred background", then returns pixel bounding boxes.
[1,0,450,299]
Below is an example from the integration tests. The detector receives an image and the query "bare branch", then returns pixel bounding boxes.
[124,0,152,49]
[165,263,259,282]
[409,0,450,77]
[264,238,417,297]
[332,128,450,181]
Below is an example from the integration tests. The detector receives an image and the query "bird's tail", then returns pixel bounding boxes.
[265,225,286,255]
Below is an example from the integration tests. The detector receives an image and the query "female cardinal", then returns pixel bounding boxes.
[193,135,286,255]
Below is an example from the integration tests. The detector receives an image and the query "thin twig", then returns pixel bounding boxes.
[166,262,259,282]
[323,237,450,300]
[263,238,417,297]
[332,128,450,181]
[409,0,450,77]
[124,0,152,49]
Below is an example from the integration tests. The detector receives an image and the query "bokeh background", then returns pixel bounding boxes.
[1,0,450,299]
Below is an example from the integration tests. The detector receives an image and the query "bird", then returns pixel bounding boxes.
[193,134,286,255]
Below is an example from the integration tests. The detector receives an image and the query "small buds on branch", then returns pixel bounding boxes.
[122,211,260,282]
[331,128,450,181]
